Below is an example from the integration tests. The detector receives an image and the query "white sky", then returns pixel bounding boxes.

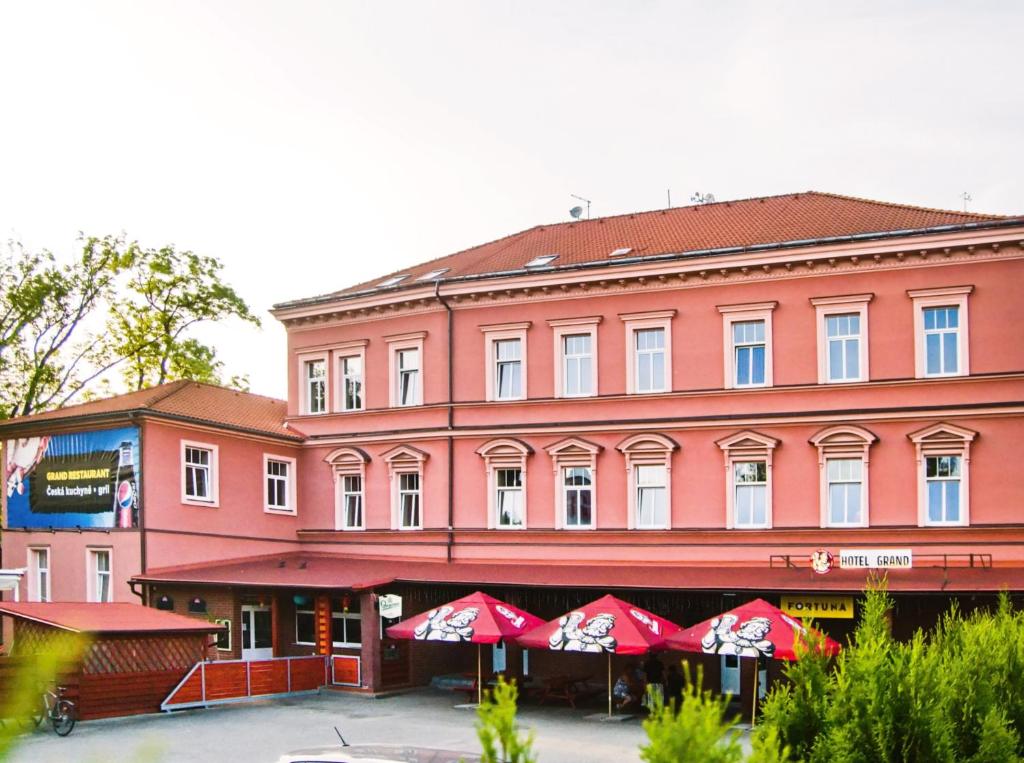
[1,1,1020,399]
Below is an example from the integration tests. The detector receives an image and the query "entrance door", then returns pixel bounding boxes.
[721,654,740,696]
[241,605,273,660]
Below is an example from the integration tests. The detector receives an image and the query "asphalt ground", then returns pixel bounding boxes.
[6,688,668,763]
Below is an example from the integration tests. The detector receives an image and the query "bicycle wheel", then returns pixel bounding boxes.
[49,700,75,737]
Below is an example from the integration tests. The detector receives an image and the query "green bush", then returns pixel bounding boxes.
[475,675,536,763]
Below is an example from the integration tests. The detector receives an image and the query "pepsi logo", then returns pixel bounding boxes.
[117,481,134,509]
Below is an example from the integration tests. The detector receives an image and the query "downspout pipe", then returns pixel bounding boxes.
[434,281,456,563]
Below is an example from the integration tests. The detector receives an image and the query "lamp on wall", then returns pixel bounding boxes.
[188,597,207,614]
[155,595,174,611]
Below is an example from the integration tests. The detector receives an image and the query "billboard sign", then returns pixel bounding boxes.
[5,426,141,529]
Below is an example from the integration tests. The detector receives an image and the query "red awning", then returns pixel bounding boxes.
[132,552,1024,593]
[0,602,224,635]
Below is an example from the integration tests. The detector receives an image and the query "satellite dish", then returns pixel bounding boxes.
[704,193,715,203]
[569,206,584,220]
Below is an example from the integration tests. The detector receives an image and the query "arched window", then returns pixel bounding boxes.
[809,426,877,528]
[617,433,678,530]
[325,447,370,531]
[907,422,977,527]
[716,431,779,529]
[477,439,533,529]
[545,437,603,530]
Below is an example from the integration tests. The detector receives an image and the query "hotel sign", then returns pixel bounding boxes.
[839,549,913,570]
[780,595,855,619]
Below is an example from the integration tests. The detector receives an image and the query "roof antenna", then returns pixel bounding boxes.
[570,194,592,219]
[667,189,671,208]
[960,191,972,212]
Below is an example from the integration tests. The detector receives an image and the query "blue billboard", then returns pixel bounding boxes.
[5,426,141,529]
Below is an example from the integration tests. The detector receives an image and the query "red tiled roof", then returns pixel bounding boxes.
[134,551,1024,593]
[282,191,1016,306]
[0,602,224,634]
[0,380,299,441]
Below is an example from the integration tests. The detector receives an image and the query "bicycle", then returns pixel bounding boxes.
[27,683,76,737]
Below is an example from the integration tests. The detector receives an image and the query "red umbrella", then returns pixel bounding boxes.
[517,594,682,715]
[386,591,543,703]
[666,598,841,720]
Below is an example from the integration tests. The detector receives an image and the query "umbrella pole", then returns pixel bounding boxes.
[751,656,758,725]
[607,652,612,717]
[477,643,483,706]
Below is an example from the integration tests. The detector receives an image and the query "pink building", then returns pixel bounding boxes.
[6,191,1024,700]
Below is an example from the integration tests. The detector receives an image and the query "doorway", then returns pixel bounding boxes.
[720,655,766,699]
[241,605,273,660]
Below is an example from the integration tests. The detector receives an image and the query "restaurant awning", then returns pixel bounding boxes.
[132,552,1024,593]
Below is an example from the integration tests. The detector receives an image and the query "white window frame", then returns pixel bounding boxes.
[295,608,316,645]
[326,447,369,531]
[478,438,532,530]
[824,458,866,527]
[86,547,113,603]
[549,317,601,398]
[335,342,368,413]
[263,454,297,515]
[480,322,531,402]
[332,611,363,648]
[634,463,669,530]
[716,430,779,529]
[561,466,596,530]
[181,440,219,507]
[618,433,678,530]
[215,618,232,652]
[298,352,329,415]
[545,436,602,530]
[810,294,872,384]
[730,460,769,529]
[620,310,676,395]
[908,286,972,379]
[383,445,428,530]
[386,332,426,407]
[908,422,976,527]
[810,425,876,528]
[718,302,777,389]
[27,546,50,603]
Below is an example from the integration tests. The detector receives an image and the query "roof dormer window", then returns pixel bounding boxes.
[524,254,558,269]
[377,275,409,288]
[610,247,633,257]
[416,268,450,281]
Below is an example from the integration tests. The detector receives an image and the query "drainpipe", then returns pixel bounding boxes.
[434,281,455,563]
[133,412,148,605]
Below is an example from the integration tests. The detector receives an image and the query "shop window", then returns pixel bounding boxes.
[332,597,362,648]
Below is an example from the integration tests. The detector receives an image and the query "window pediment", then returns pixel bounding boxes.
[907,422,977,446]
[616,433,678,455]
[381,444,429,474]
[477,438,533,458]
[716,430,779,453]
[809,425,877,448]
[324,447,370,467]
[545,436,602,457]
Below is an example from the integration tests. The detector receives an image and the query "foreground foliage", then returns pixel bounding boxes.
[757,583,1024,762]
[475,676,536,763]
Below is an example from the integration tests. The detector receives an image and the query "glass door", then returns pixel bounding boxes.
[241,605,273,660]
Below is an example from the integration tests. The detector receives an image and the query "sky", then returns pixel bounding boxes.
[1,1,1020,399]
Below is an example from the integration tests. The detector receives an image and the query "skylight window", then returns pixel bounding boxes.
[416,268,450,281]
[524,254,558,268]
[377,275,409,288]
[610,247,633,257]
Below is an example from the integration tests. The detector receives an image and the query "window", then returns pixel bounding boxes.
[925,456,962,524]
[909,286,972,379]
[296,608,315,644]
[549,317,601,398]
[397,349,419,406]
[416,268,449,281]
[545,436,602,530]
[524,254,557,268]
[28,547,50,603]
[716,430,778,529]
[494,339,523,400]
[215,619,232,651]
[478,438,532,529]
[264,455,296,514]
[377,274,408,287]
[635,329,666,393]
[610,247,633,257]
[618,433,678,530]
[383,444,428,530]
[718,302,776,389]
[304,358,327,413]
[398,473,420,529]
[563,467,594,528]
[811,294,872,384]
[341,475,363,529]
[88,549,112,603]
[386,332,426,407]
[732,321,766,386]
[810,425,876,528]
[495,469,524,528]
[327,447,370,531]
[620,311,675,395]
[339,354,363,411]
[181,441,218,506]
[733,461,768,528]
[908,422,976,527]
[332,598,362,648]
[636,465,668,529]
[826,459,863,526]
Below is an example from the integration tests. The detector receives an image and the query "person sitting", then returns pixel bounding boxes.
[612,666,641,712]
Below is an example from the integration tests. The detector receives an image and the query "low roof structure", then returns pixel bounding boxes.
[0,602,224,634]
[132,551,1024,593]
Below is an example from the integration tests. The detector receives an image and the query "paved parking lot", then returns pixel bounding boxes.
[8,688,656,763]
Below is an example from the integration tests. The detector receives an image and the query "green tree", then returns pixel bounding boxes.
[475,676,536,763]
